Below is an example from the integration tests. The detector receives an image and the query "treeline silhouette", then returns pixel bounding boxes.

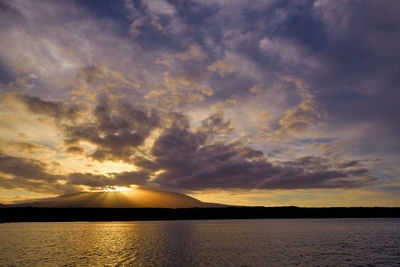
[1,207,399,223]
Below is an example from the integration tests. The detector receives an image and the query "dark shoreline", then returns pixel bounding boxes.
[1,207,400,223]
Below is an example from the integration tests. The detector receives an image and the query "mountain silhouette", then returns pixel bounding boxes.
[9,189,226,208]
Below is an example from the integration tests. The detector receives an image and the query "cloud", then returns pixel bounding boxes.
[207,58,236,77]
[113,171,151,186]
[0,151,151,194]
[0,79,381,197]
[0,140,49,154]
[79,65,107,84]
[235,77,325,143]
[16,94,83,120]
[0,152,60,182]
[211,96,238,111]
[1,91,370,195]
[197,112,234,137]
[145,71,214,108]
[260,37,301,64]
[259,37,323,72]
[175,45,207,61]
[335,160,362,169]
[7,92,159,163]
[155,44,207,66]
[67,170,150,188]
[63,95,160,162]
[144,0,176,16]
[149,116,376,191]
[253,77,325,141]
[0,152,68,194]
[0,0,398,205]
[274,92,323,139]
[66,146,85,155]
[129,13,163,38]
[125,0,180,41]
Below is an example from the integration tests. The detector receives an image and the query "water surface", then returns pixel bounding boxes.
[1,219,399,266]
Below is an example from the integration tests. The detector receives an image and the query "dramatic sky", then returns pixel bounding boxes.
[0,0,399,206]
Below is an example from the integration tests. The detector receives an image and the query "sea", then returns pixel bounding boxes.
[0,218,399,266]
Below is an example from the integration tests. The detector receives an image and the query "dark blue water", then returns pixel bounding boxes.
[0,219,399,266]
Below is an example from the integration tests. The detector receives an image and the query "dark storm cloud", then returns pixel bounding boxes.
[149,118,377,191]
[0,152,61,182]
[13,92,160,162]
[132,156,160,171]
[0,152,71,194]
[0,95,378,193]
[292,156,331,171]
[8,96,372,192]
[65,173,107,188]
[0,176,70,195]
[63,95,160,162]
[113,171,150,186]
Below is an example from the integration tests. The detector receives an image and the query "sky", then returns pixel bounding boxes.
[0,0,399,206]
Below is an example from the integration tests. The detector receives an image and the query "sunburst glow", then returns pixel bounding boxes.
[102,186,134,192]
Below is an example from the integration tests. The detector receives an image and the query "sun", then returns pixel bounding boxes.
[103,186,133,192]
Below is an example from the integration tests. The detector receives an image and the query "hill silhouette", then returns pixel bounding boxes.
[7,189,226,208]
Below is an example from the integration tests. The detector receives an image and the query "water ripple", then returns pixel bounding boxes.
[0,219,399,266]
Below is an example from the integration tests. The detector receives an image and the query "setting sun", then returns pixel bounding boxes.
[102,186,135,192]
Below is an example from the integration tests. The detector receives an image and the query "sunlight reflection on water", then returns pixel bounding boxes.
[0,219,399,266]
